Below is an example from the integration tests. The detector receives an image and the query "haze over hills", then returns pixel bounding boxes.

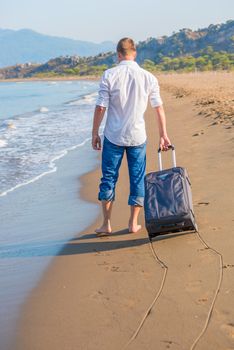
[0,20,233,78]
[0,28,116,68]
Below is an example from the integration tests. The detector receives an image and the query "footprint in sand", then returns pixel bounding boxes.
[97,261,109,267]
[192,130,204,137]
[110,266,120,272]
[196,297,209,305]
[161,340,180,349]
[197,248,215,263]
[210,121,220,126]
[93,249,110,257]
[223,264,234,269]
[185,280,202,293]
[108,265,128,272]
[221,323,234,340]
[90,290,110,301]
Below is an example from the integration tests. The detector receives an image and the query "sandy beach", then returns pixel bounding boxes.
[14,72,234,350]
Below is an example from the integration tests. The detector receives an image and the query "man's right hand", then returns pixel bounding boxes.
[92,134,102,150]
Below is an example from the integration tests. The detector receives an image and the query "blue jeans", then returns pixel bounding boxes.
[98,137,146,206]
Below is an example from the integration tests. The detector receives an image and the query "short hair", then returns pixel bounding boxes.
[116,38,136,56]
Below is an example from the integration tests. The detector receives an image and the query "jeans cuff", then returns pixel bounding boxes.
[98,190,115,202]
[128,196,144,206]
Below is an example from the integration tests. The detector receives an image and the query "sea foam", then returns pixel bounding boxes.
[39,107,49,113]
[0,139,7,147]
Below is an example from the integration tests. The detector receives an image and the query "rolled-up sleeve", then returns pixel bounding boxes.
[149,76,163,108]
[96,72,110,108]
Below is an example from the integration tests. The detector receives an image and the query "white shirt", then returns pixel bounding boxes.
[96,60,163,146]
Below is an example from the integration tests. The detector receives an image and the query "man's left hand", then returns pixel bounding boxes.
[159,135,171,151]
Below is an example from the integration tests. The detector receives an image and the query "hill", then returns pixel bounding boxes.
[136,20,234,63]
[0,20,233,79]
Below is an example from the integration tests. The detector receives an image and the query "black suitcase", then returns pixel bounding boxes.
[144,145,198,240]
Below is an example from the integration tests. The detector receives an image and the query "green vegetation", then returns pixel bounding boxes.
[33,49,233,79]
[34,71,62,78]
[63,64,108,76]
[33,64,108,78]
[33,50,233,79]
[142,48,234,72]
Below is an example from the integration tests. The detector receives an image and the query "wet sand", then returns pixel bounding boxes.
[0,141,100,350]
[14,72,234,350]
[0,76,99,82]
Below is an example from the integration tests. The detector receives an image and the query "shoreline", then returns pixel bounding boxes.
[0,70,232,82]
[14,80,234,350]
[0,75,99,83]
[0,138,93,198]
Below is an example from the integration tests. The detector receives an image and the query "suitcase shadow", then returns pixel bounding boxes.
[151,230,195,242]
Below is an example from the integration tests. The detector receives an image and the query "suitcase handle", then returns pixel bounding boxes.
[157,144,176,171]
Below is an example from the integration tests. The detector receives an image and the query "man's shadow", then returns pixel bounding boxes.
[62,229,191,256]
[0,228,191,259]
[61,229,149,256]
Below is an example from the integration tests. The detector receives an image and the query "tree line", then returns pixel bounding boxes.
[33,46,233,78]
[142,47,234,72]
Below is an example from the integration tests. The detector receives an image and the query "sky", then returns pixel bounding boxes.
[1,0,233,43]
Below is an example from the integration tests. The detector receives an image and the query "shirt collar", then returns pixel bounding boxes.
[119,60,138,66]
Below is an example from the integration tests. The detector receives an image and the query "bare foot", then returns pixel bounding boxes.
[95,223,112,235]
[128,223,142,233]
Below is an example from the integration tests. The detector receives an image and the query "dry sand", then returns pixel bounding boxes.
[159,71,233,129]
[14,72,234,350]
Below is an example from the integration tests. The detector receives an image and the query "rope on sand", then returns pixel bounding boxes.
[190,230,224,350]
[124,229,224,349]
[123,240,168,349]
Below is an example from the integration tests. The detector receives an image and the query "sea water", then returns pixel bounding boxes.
[0,80,101,349]
[0,80,100,197]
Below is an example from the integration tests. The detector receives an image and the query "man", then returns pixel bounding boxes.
[92,37,171,234]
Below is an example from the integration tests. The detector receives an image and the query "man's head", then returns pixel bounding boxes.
[116,38,137,61]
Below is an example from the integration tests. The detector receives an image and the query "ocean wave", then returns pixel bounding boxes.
[7,121,16,129]
[39,107,49,113]
[0,80,98,199]
[0,139,7,147]
[67,92,98,106]
[0,120,17,130]
[0,137,91,198]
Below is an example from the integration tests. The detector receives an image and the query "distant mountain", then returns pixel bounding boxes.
[0,28,115,67]
[0,20,233,79]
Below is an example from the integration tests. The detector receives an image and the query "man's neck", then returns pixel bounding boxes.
[121,57,135,61]
[118,54,136,62]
